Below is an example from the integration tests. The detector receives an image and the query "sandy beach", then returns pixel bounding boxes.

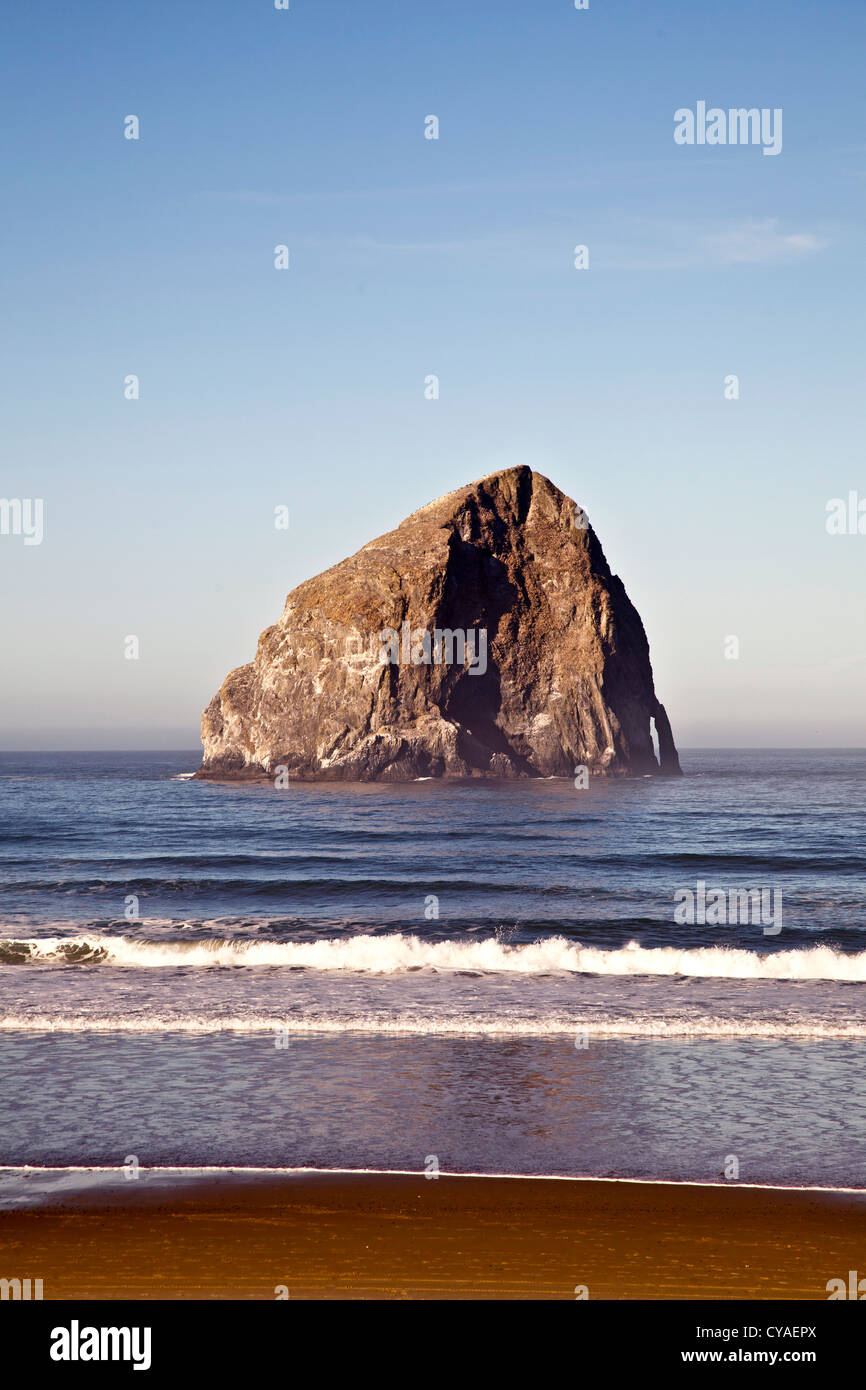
[2,1171,863,1300]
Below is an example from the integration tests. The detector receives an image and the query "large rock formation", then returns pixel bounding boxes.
[197,467,680,780]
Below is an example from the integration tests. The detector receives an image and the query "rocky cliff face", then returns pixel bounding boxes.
[197,467,680,780]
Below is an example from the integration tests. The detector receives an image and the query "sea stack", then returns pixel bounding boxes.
[197,467,681,781]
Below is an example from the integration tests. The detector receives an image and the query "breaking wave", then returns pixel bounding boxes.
[3,933,866,981]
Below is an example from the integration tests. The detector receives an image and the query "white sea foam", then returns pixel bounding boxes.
[0,1010,864,1038]
[4,933,866,981]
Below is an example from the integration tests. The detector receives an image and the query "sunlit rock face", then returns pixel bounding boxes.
[197,466,681,781]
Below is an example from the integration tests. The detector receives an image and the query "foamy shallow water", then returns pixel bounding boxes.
[1,749,865,1185]
[1,1030,864,1191]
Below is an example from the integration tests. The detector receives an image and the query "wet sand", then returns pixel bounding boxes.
[1,1171,863,1300]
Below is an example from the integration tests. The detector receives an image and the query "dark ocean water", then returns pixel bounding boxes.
[1,748,864,1196]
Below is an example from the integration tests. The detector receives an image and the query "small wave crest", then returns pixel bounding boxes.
[0,1011,863,1039]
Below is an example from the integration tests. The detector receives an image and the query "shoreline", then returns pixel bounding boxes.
[3,1163,866,1196]
[2,1169,863,1300]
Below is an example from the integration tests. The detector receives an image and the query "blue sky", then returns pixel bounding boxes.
[1,0,864,748]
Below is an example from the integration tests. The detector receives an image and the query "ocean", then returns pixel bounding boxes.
[1,748,864,1199]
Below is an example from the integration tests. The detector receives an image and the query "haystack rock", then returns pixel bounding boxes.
[197,467,681,781]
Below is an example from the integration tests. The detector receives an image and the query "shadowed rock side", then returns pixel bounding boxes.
[197,467,681,781]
